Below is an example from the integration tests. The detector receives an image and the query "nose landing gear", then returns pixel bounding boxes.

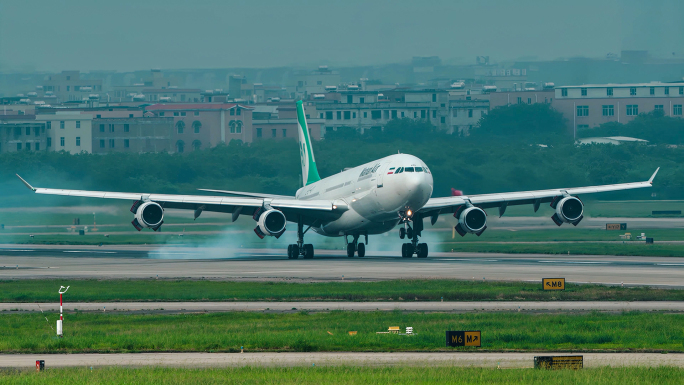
[345,233,367,258]
[400,217,428,258]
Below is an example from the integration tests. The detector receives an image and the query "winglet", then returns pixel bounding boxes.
[16,174,36,192]
[648,167,660,184]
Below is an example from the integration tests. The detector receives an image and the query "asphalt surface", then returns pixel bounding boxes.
[2,352,683,369]
[3,301,684,313]
[1,245,683,286]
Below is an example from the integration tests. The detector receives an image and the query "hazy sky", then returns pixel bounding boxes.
[1,0,682,72]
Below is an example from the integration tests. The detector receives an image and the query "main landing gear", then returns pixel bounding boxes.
[288,216,314,259]
[400,217,428,258]
[345,233,367,258]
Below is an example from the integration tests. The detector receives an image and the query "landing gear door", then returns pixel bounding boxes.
[376,163,389,188]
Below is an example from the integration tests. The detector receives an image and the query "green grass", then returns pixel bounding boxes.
[2,312,682,353]
[2,279,683,303]
[443,228,684,243]
[2,366,683,385]
[439,242,684,257]
[502,200,684,218]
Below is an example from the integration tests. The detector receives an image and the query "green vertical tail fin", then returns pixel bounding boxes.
[296,100,321,186]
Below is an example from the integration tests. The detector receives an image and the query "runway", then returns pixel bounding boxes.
[2,352,683,369]
[1,245,683,286]
[3,301,684,313]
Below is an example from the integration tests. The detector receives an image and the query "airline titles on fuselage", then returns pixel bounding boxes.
[359,164,381,178]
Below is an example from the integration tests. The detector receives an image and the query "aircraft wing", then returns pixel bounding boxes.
[16,174,336,223]
[420,168,659,216]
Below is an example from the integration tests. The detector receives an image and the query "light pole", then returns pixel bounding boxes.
[57,286,69,337]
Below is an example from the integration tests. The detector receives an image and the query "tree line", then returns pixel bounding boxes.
[1,104,682,205]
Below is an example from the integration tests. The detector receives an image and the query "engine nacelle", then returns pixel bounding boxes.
[551,196,584,226]
[131,201,164,231]
[454,206,487,237]
[253,209,286,239]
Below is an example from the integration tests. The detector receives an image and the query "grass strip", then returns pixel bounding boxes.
[2,366,684,385]
[440,242,684,257]
[2,279,684,303]
[2,311,682,353]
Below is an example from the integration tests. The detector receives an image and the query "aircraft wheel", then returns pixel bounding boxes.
[401,243,412,258]
[417,243,428,258]
[406,227,413,239]
[347,243,356,258]
[399,228,406,239]
[287,244,293,259]
[303,244,314,259]
[357,243,366,258]
[289,244,299,259]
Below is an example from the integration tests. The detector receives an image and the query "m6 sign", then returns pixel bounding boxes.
[543,278,566,290]
[446,331,481,347]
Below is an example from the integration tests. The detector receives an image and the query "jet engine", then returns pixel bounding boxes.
[131,201,164,231]
[551,196,584,226]
[253,208,287,239]
[454,206,487,236]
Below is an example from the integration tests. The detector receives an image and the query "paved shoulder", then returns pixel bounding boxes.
[3,301,684,313]
[2,352,683,369]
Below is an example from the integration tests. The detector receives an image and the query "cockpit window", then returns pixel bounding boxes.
[395,167,403,174]
[415,167,423,172]
[404,167,414,172]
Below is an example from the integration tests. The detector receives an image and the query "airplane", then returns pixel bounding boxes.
[17,100,659,259]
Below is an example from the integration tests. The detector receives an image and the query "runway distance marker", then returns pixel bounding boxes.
[534,355,583,370]
[542,278,565,290]
[446,331,481,347]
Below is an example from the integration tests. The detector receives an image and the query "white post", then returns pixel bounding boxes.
[57,286,69,337]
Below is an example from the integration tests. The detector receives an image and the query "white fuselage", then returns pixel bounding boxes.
[295,154,433,236]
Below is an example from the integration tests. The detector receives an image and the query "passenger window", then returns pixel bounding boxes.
[405,167,414,172]
[415,167,423,172]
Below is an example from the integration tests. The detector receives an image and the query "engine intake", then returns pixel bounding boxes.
[551,196,584,226]
[253,208,286,239]
[454,206,487,237]
[131,201,164,231]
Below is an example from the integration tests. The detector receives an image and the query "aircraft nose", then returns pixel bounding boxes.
[404,172,432,208]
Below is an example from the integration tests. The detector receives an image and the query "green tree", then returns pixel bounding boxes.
[470,104,569,144]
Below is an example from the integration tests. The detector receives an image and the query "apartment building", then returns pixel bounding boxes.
[252,102,324,141]
[488,90,555,109]
[553,82,684,133]
[92,117,176,153]
[0,116,47,153]
[41,71,103,103]
[312,89,487,135]
[145,103,254,148]
[36,112,93,153]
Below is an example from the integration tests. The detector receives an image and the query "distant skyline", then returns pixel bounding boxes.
[1,0,683,72]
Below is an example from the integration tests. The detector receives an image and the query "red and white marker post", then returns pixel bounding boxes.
[57,286,69,337]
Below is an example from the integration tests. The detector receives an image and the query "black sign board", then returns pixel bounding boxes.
[446,331,481,347]
[534,356,583,370]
